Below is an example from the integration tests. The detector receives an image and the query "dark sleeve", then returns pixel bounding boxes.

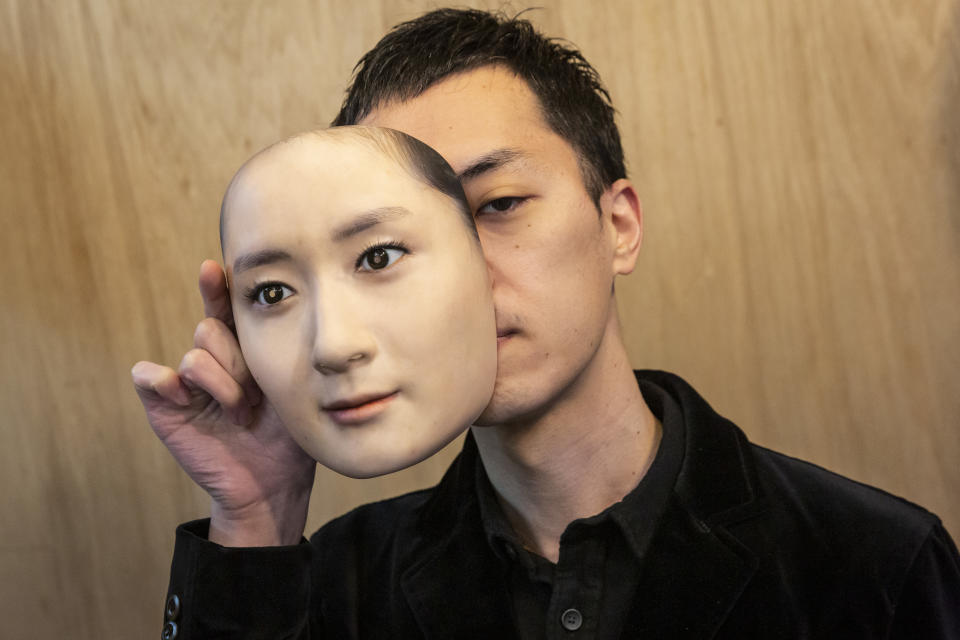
[887,523,960,639]
[161,519,316,640]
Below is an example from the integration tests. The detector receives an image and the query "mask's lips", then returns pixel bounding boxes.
[322,390,398,412]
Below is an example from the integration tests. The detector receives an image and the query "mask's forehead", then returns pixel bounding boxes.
[222,136,402,252]
[223,130,482,280]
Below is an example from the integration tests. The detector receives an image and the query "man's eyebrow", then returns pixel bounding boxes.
[456,148,528,182]
[233,249,292,275]
[331,206,412,242]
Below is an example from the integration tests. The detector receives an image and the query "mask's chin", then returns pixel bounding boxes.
[318,443,425,480]
[319,422,467,479]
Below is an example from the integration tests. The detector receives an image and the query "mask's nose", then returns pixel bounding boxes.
[309,289,377,375]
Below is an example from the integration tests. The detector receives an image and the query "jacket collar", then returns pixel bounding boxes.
[638,370,763,524]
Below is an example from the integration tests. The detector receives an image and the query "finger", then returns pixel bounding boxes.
[178,348,252,426]
[199,259,234,329]
[131,360,191,406]
[193,317,263,407]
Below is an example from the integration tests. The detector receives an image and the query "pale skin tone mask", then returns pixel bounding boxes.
[220,127,497,478]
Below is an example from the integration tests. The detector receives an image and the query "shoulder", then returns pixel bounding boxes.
[716,436,944,589]
[730,440,944,603]
[719,442,959,634]
[641,368,941,548]
[747,443,939,542]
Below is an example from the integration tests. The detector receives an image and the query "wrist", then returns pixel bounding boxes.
[208,490,311,547]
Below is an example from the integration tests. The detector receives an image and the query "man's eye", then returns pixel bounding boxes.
[248,283,294,306]
[357,244,407,272]
[477,196,524,217]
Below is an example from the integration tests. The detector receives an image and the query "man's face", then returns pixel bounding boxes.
[222,132,497,477]
[362,66,620,425]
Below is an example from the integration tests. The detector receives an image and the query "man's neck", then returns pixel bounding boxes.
[471,317,661,563]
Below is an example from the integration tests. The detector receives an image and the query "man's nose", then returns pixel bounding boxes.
[309,295,376,375]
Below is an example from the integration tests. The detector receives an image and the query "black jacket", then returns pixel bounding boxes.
[165,371,960,638]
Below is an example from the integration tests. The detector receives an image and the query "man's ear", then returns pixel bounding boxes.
[602,178,643,276]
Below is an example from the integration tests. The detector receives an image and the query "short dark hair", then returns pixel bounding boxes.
[332,8,626,206]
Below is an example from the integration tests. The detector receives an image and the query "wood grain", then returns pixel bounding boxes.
[1,1,957,637]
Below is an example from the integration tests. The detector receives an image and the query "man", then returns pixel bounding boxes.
[135,9,960,639]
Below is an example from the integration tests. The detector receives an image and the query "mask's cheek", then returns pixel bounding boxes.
[407,284,496,432]
[239,324,321,451]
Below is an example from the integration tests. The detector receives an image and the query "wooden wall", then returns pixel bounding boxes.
[1,1,957,637]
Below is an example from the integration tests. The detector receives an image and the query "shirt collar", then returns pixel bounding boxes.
[474,372,687,563]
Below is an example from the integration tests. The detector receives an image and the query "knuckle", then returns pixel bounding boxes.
[216,380,243,410]
[193,317,219,346]
[179,348,207,377]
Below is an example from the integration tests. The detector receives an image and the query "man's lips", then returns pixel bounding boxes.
[322,391,398,425]
[497,329,518,344]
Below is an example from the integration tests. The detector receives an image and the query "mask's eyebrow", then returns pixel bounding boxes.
[233,249,292,275]
[232,207,412,275]
[331,206,412,242]
[456,148,528,182]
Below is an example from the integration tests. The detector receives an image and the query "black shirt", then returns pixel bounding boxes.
[476,379,686,639]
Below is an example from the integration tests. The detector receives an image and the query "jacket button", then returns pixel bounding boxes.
[165,594,181,621]
[161,621,178,639]
[560,608,583,631]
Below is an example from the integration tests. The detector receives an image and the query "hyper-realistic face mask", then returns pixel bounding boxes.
[220,127,497,478]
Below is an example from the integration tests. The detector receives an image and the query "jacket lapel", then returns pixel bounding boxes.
[624,371,766,638]
[619,496,758,638]
[400,433,520,640]
[400,528,519,640]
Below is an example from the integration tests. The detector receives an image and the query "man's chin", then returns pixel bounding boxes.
[472,387,545,428]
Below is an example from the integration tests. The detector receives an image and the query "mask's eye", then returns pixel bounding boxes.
[357,243,408,272]
[477,196,525,217]
[247,283,294,306]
